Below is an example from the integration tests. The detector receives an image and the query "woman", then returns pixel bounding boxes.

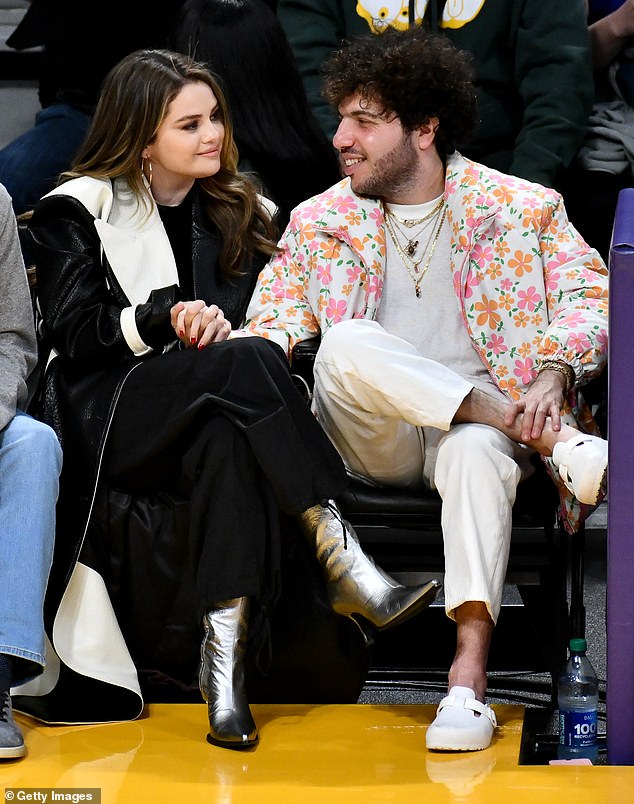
[20,49,438,750]
[171,0,341,228]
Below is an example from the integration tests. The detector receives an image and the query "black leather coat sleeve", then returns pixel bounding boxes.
[29,194,184,366]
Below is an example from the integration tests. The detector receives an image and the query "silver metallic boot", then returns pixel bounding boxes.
[299,502,441,630]
[199,598,258,750]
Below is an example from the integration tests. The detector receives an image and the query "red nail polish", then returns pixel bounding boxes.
[190,336,197,344]
[198,342,206,350]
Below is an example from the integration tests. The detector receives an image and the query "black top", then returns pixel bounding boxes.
[157,187,264,328]
[157,195,194,299]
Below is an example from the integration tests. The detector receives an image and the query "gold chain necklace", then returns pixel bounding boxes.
[386,211,438,258]
[385,196,444,257]
[385,211,437,267]
[384,203,447,298]
[387,196,444,228]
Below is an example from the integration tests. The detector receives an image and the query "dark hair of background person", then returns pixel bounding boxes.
[171,0,341,228]
[321,26,478,161]
[0,1,187,230]
[8,0,187,113]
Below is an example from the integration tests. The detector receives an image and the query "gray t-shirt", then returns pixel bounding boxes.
[377,197,505,404]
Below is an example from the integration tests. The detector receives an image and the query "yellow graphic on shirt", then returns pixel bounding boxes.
[441,0,486,29]
[356,0,485,34]
[356,0,429,33]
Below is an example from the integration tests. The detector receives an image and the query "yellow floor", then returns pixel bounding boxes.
[1,704,633,803]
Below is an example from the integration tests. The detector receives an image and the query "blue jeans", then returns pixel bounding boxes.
[0,103,91,216]
[0,412,62,684]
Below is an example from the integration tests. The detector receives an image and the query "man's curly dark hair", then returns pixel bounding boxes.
[321,26,478,159]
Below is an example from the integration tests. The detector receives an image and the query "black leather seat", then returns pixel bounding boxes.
[290,337,590,703]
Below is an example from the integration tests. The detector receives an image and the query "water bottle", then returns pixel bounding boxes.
[558,637,599,761]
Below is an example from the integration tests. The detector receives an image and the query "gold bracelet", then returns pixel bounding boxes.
[536,360,575,395]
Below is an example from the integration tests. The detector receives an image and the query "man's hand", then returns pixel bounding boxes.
[503,369,568,442]
[170,300,231,349]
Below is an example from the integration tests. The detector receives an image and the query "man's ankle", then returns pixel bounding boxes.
[0,654,12,693]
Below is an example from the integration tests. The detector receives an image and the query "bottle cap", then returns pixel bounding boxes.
[570,637,587,652]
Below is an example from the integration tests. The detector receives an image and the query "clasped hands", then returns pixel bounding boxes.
[503,368,568,443]
[170,300,231,349]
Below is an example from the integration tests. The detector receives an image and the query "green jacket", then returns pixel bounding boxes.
[277,0,593,188]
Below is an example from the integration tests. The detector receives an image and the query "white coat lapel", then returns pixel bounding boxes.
[93,215,178,306]
[95,177,179,305]
[47,176,179,306]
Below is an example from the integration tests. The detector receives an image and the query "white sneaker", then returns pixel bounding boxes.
[425,686,497,752]
[552,434,608,505]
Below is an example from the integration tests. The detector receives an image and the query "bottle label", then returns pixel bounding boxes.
[559,709,598,748]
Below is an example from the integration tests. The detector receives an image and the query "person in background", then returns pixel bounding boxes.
[0,182,61,760]
[563,0,634,261]
[243,27,609,753]
[276,0,593,192]
[20,49,437,751]
[171,0,341,229]
[0,0,185,218]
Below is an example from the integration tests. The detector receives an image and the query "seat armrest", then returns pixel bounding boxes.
[290,336,321,394]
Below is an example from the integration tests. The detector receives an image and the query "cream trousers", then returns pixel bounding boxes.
[312,319,526,623]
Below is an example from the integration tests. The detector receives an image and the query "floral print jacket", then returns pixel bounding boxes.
[243,153,609,530]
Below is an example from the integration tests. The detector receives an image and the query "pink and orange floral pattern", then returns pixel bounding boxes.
[244,154,608,530]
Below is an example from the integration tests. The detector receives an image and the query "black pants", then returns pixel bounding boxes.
[103,337,347,617]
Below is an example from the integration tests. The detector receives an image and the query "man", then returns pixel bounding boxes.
[243,27,608,752]
[277,0,593,191]
[0,182,61,759]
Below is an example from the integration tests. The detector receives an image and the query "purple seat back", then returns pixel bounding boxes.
[607,186,634,765]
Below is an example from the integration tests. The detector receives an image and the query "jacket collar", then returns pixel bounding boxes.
[46,176,179,305]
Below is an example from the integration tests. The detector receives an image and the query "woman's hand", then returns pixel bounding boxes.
[170,300,232,348]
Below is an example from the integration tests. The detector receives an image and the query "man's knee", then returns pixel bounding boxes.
[434,424,520,484]
[2,412,43,442]
[2,414,62,469]
[317,319,375,371]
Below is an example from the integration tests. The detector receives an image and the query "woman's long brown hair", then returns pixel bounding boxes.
[60,48,278,277]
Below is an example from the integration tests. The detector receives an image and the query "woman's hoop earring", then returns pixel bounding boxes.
[141,157,153,188]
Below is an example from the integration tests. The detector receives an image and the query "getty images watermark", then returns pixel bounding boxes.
[4,791,100,803]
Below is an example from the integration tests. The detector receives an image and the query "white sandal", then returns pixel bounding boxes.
[552,433,608,505]
[425,686,497,752]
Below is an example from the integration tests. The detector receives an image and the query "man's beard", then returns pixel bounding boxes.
[352,134,419,200]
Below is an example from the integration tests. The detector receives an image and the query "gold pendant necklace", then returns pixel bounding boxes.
[385,196,445,260]
[387,196,444,228]
[384,203,447,298]
[386,213,437,258]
